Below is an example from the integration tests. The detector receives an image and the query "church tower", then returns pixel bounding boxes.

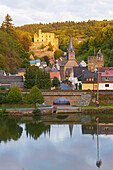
[67,36,75,60]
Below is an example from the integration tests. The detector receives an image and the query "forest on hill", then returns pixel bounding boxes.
[16,20,113,66]
[1,14,113,73]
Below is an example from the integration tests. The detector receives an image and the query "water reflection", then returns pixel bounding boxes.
[0,115,113,170]
[0,118,23,143]
[25,122,50,140]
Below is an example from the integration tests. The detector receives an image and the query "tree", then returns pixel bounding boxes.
[24,66,51,89]
[52,77,60,87]
[4,14,13,33]
[54,49,63,59]
[43,56,50,66]
[26,86,44,107]
[109,49,113,66]
[21,58,30,68]
[1,21,5,31]
[7,86,22,105]
[40,44,45,49]
[47,42,53,51]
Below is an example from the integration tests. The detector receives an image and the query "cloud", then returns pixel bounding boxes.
[0,0,113,26]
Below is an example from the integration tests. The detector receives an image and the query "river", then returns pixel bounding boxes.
[0,115,113,170]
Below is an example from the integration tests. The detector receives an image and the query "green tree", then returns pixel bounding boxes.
[43,56,50,66]
[21,58,30,68]
[4,14,13,33]
[54,49,63,59]
[0,92,7,104]
[109,49,113,66]
[52,77,60,87]
[7,86,22,105]
[24,66,51,89]
[26,86,44,107]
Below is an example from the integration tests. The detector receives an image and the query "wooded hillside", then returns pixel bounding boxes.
[1,15,113,73]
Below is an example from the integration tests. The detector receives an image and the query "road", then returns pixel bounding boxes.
[61,83,72,90]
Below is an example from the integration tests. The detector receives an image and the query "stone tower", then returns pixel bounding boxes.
[67,36,75,60]
[88,50,104,72]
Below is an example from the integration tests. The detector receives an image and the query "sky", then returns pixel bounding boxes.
[0,0,113,26]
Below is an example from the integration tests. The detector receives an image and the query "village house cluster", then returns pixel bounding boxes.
[0,31,113,91]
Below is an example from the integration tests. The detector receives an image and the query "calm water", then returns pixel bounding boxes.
[0,117,113,170]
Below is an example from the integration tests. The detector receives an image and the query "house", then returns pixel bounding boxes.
[44,66,51,72]
[69,67,88,89]
[60,36,79,80]
[78,60,87,67]
[0,70,7,76]
[0,76,24,89]
[41,61,47,68]
[56,57,65,70]
[30,59,41,67]
[82,70,98,90]
[16,68,26,79]
[99,70,113,90]
[50,71,60,81]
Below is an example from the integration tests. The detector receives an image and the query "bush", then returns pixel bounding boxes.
[0,104,7,116]
[0,92,7,104]
[33,108,42,116]
[0,86,6,90]
[52,77,60,87]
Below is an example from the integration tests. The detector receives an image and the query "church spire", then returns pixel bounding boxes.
[68,36,75,53]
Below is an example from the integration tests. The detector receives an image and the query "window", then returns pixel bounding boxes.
[105,77,109,81]
[105,84,109,87]
[89,78,91,81]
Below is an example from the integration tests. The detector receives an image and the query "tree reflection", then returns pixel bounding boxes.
[0,118,23,142]
[25,122,50,140]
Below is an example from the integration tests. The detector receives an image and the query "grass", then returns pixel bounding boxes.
[0,104,51,109]
[72,105,113,109]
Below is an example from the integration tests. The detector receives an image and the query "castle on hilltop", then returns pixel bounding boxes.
[34,29,59,51]
[30,29,59,59]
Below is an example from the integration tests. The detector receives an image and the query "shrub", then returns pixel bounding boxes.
[1,104,7,116]
[0,92,7,104]
[33,108,42,116]
[0,86,6,90]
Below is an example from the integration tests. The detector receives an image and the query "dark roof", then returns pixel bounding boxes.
[82,70,98,83]
[16,68,26,73]
[67,36,75,53]
[60,57,68,66]
[73,66,88,78]
[0,76,23,84]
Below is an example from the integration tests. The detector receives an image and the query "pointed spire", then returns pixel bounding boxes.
[68,36,75,52]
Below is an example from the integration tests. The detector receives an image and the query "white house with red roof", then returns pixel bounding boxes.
[99,70,113,90]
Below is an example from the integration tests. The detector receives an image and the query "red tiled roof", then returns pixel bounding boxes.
[50,72,60,79]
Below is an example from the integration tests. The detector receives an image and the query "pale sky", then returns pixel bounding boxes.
[0,0,113,26]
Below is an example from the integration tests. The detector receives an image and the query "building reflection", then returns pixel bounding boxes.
[82,123,113,135]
